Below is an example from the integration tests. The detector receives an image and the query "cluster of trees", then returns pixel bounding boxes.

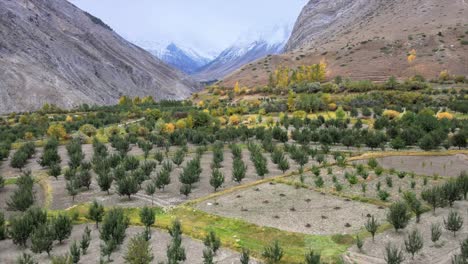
[6,207,73,256]
[268,62,327,90]
[10,142,36,171]
[421,172,468,213]
[8,171,35,211]
[248,143,269,178]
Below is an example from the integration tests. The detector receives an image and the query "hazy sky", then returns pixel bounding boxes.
[69,0,307,56]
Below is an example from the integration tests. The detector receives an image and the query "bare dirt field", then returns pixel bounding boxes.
[344,200,468,264]
[196,182,387,235]
[0,225,256,264]
[356,154,468,177]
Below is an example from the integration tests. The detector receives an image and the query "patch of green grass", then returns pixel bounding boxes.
[53,203,350,263]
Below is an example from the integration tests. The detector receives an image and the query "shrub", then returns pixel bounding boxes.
[387,201,411,231]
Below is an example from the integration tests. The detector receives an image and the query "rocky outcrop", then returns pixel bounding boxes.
[0,0,199,113]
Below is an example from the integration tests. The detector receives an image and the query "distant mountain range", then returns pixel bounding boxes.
[135,30,288,81]
[135,41,214,75]
[193,40,285,82]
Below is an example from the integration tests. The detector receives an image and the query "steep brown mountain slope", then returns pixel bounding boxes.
[222,0,468,87]
[0,0,199,113]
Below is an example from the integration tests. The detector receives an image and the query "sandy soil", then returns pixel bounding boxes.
[196,182,386,235]
[0,225,257,264]
[357,154,468,177]
[345,200,468,264]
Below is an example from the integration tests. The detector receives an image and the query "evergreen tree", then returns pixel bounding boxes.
[262,240,283,264]
[145,182,157,205]
[31,223,55,256]
[430,223,442,244]
[140,207,155,239]
[278,156,290,173]
[444,210,463,237]
[124,235,153,264]
[387,201,411,231]
[365,215,380,242]
[167,220,186,264]
[202,248,214,264]
[384,243,405,264]
[204,231,221,255]
[403,192,424,223]
[88,200,105,228]
[9,214,34,247]
[80,226,92,255]
[54,214,73,244]
[304,250,321,264]
[96,171,113,195]
[404,229,423,259]
[422,187,443,214]
[210,168,225,192]
[232,158,247,184]
[240,248,250,264]
[156,169,171,191]
[100,208,129,247]
[16,253,37,264]
[116,175,139,200]
[69,240,80,264]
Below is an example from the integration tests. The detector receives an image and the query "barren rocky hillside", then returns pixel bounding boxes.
[222,0,468,87]
[0,0,199,113]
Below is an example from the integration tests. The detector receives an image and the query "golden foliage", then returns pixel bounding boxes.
[383,110,401,119]
[229,115,241,125]
[436,112,453,120]
[47,124,67,139]
[163,123,175,134]
[407,49,417,63]
[65,115,73,122]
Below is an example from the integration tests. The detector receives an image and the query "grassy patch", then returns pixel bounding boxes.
[56,203,350,263]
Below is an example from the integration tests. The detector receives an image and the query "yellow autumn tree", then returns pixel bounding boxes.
[229,115,240,125]
[163,123,175,134]
[436,112,453,120]
[287,90,296,112]
[407,49,417,63]
[65,115,73,122]
[233,82,241,94]
[47,124,67,139]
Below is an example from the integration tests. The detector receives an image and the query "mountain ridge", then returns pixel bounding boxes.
[0,0,199,113]
[222,0,468,87]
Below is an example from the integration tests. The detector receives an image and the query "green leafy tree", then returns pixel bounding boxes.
[8,171,35,211]
[145,182,157,205]
[210,168,225,192]
[404,229,423,259]
[124,235,154,264]
[140,207,155,239]
[441,180,461,207]
[9,214,34,247]
[31,223,55,256]
[100,208,129,246]
[88,200,105,228]
[69,240,80,264]
[422,187,443,214]
[48,163,62,180]
[117,175,140,200]
[80,226,91,255]
[403,192,424,223]
[278,156,290,173]
[54,214,73,244]
[232,158,247,183]
[180,184,192,197]
[96,171,113,195]
[387,201,411,231]
[156,169,171,191]
[167,220,186,264]
[172,149,185,167]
